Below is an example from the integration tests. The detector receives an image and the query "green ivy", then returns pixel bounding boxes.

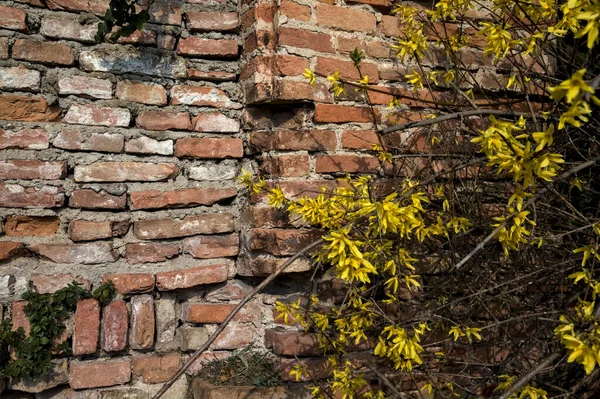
[0,281,115,378]
[95,0,151,43]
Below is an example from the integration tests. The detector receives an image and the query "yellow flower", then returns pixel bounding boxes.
[303,69,317,85]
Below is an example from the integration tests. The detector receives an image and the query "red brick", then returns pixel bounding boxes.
[136,110,191,131]
[64,103,130,127]
[275,55,310,76]
[115,29,156,45]
[188,69,237,82]
[337,37,366,53]
[170,85,238,108]
[73,299,100,356]
[133,353,181,384]
[0,37,7,59]
[316,4,376,32]
[249,130,337,151]
[175,138,244,159]
[131,188,237,210]
[0,241,23,262]
[156,264,229,291]
[316,56,379,83]
[314,104,379,123]
[116,81,167,105]
[70,358,131,389]
[186,11,238,31]
[177,37,238,58]
[47,0,109,15]
[0,184,64,208]
[181,303,236,323]
[265,329,321,356]
[280,0,311,21]
[53,130,124,152]
[31,273,90,294]
[58,76,112,99]
[342,130,382,150]
[12,39,74,65]
[0,160,65,180]
[0,6,27,31]
[134,214,234,240]
[272,79,333,103]
[30,243,118,264]
[0,128,48,150]
[125,243,181,264]
[125,137,173,155]
[69,189,126,209]
[4,216,59,237]
[0,95,60,122]
[249,228,321,256]
[380,15,401,37]
[192,113,240,133]
[102,273,156,294]
[183,234,239,258]
[102,300,128,352]
[69,220,129,242]
[315,154,380,173]
[12,301,30,336]
[367,41,393,59]
[74,162,179,182]
[131,295,155,350]
[243,206,292,228]
[278,27,335,53]
[260,154,310,177]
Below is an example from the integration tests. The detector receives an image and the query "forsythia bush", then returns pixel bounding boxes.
[241,0,600,398]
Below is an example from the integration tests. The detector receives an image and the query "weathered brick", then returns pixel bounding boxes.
[0,66,41,91]
[316,56,379,83]
[278,27,335,53]
[134,214,234,239]
[125,137,173,155]
[7,359,69,393]
[178,327,209,351]
[316,4,376,32]
[136,110,191,131]
[181,303,236,323]
[80,48,187,79]
[280,0,311,21]
[265,329,321,356]
[69,189,127,209]
[53,130,124,153]
[0,37,7,59]
[0,95,60,122]
[0,6,27,31]
[188,69,237,82]
[186,11,238,31]
[0,128,48,150]
[0,184,64,208]
[0,242,24,262]
[314,104,379,123]
[315,154,380,173]
[5,216,60,237]
[31,273,90,294]
[206,280,253,301]
[0,160,66,180]
[249,130,337,151]
[211,323,257,350]
[183,234,239,258]
[102,273,156,294]
[156,264,229,291]
[74,162,179,182]
[175,138,244,158]
[149,0,182,25]
[260,154,310,177]
[156,293,177,350]
[131,295,155,350]
[68,220,129,242]
[271,79,333,103]
[189,162,239,181]
[47,0,109,15]
[70,358,131,389]
[249,228,321,256]
[131,188,237,210]
[276,54,310,76]
[102,300,128,352]
[30,243,118,264]
[170,85,239,108]
[177,37,238,58]
[115,29,157,45]
[116,80,167,105]
[40,15,96,42]
[125,243,181,264]
[133,353,181,384]
[380,15,401,37]
[12,39,74,65]
[342,130,382,150]
[192,113,240,133]
[12,301,30,336]
[73,299,100,356]
[58,76,112,99]
[64,104,131,127]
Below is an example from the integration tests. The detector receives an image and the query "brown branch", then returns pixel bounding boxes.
[151,239,324,399]
[496,352,561,399]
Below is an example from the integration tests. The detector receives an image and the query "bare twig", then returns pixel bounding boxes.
[497,352,562,399]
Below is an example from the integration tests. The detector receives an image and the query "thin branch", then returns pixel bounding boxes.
[497,352,562,399]
[151,239,324,399]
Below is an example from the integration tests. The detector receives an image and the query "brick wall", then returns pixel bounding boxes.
[0,0,515,396]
